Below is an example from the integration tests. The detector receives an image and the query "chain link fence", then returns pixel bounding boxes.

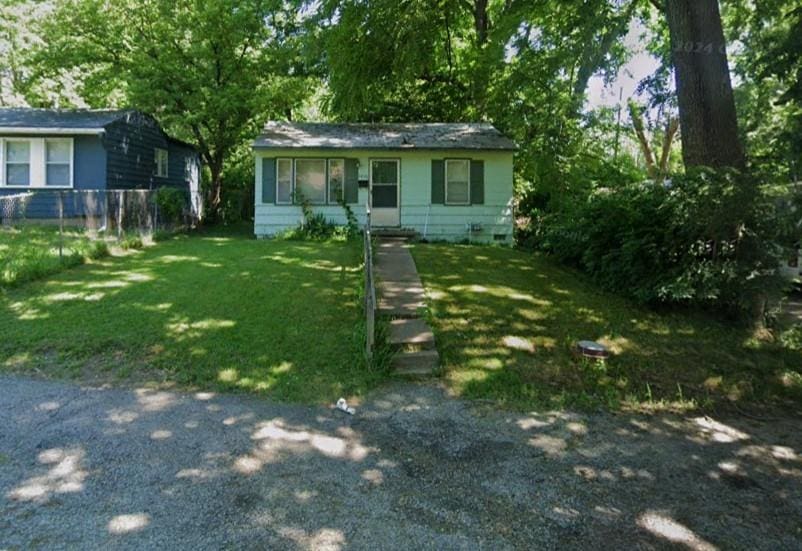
[0,189,201,238]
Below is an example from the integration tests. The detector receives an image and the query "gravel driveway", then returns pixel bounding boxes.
[1,376,801,550]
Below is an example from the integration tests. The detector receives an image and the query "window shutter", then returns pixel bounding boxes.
[431,160,445,204]
[344,158,359,204]
[262,158,276,204]
[470,160,484,205]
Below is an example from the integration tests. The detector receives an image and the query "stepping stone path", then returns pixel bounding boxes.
[375,238,439,375]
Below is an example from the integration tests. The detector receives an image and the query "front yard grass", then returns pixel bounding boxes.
[0,225,109,286]
[0,231,382,403]
[411,243,802,411]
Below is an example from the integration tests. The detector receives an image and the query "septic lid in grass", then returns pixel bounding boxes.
[576,340,610,359]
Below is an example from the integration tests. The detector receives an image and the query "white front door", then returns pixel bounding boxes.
[370,159,400,227]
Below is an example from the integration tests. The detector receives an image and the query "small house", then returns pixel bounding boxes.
[0,108,201,219]
[252,122,516,242]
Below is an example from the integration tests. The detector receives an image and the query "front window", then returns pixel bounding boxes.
[294,158,326,204]
[6,141,31,186]
[155,148,169,178]
[276,158,293,204]
[45,139,71,187]
[445,159,470,205]
[328,159,344,204]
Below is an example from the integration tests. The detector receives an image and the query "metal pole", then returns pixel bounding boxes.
[117,191,124,240]
[58,191,64,260]
[364,198,374,361]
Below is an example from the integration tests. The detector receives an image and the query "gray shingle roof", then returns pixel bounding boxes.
[0,108,134,130]
[253,122,517,151]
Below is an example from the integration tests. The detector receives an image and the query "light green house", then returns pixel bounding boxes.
[252,122,516,242]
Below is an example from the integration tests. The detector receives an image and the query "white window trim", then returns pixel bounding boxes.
[293,158,327,205]
[327,158,345,205]
[45,138,74,188]
[155,148,169,178]
[445,158,471,206]
[0,137,74,189]
[4,138,33,188]
[275,158,294,205]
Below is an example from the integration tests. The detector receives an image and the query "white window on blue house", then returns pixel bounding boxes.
[276,158,293,204]
[0,137,73,188]
[294,158,326,204]
[155,148,169,178]
[45,139,72,187]
[445,159,470,205]
[5,140,31,186]
[328,159,344,204]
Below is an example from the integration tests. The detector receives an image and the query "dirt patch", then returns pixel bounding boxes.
[1,376,800,549]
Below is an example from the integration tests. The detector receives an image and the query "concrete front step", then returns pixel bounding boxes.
[372,229,418,238]
[389,318,435,350]
[378,303,425,318]
[392,349,439,376]
[377,284,426,316]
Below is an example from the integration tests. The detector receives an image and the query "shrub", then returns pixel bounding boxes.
[535,168,788,320]
[154,187,186,225]
[338,198,361,240]
[119,235,144,250]
[283,192,358,241]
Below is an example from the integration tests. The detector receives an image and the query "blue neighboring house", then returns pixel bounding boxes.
[0,108,201,218]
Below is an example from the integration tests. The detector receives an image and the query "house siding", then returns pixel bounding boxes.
[0,134,107,218]
[103,112,193,190]
[253,148,514,243]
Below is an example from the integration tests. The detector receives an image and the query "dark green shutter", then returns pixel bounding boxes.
[431,160,445,204]
[262,158,276,204]
[344,158,359,204]
[470,160,484,205]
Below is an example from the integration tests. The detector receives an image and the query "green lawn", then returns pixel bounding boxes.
[0,225,109,286]
[411,243,802,411]
[0,232,382,403]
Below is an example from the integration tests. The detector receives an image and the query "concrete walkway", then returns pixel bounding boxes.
[374,239,438,375]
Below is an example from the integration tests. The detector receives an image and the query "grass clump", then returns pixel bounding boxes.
[0,225,109,286]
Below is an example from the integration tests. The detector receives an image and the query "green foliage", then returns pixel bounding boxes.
[719,1,802,181]
[0,226,109,286]
[217,141,256,224]
[36,0,315,217]
[281,192,360,241]
[337,198,361,240]
[154,187,186,225]
[535,169,788,319]
[119,234,144,250]
[152,229,175,243]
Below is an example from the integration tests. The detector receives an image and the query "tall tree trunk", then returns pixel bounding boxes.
[657,117,680,179]
[472,0,489,45]
[665,0,745,169]
[629,101,658,179]
[208,163,224,217]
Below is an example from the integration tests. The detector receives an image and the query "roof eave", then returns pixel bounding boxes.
[0,127,105,135]
[251,143,517,151]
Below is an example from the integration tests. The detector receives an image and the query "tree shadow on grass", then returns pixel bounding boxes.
[1,378,800,548]
[0,235,380,403]
[411,243,802,411]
